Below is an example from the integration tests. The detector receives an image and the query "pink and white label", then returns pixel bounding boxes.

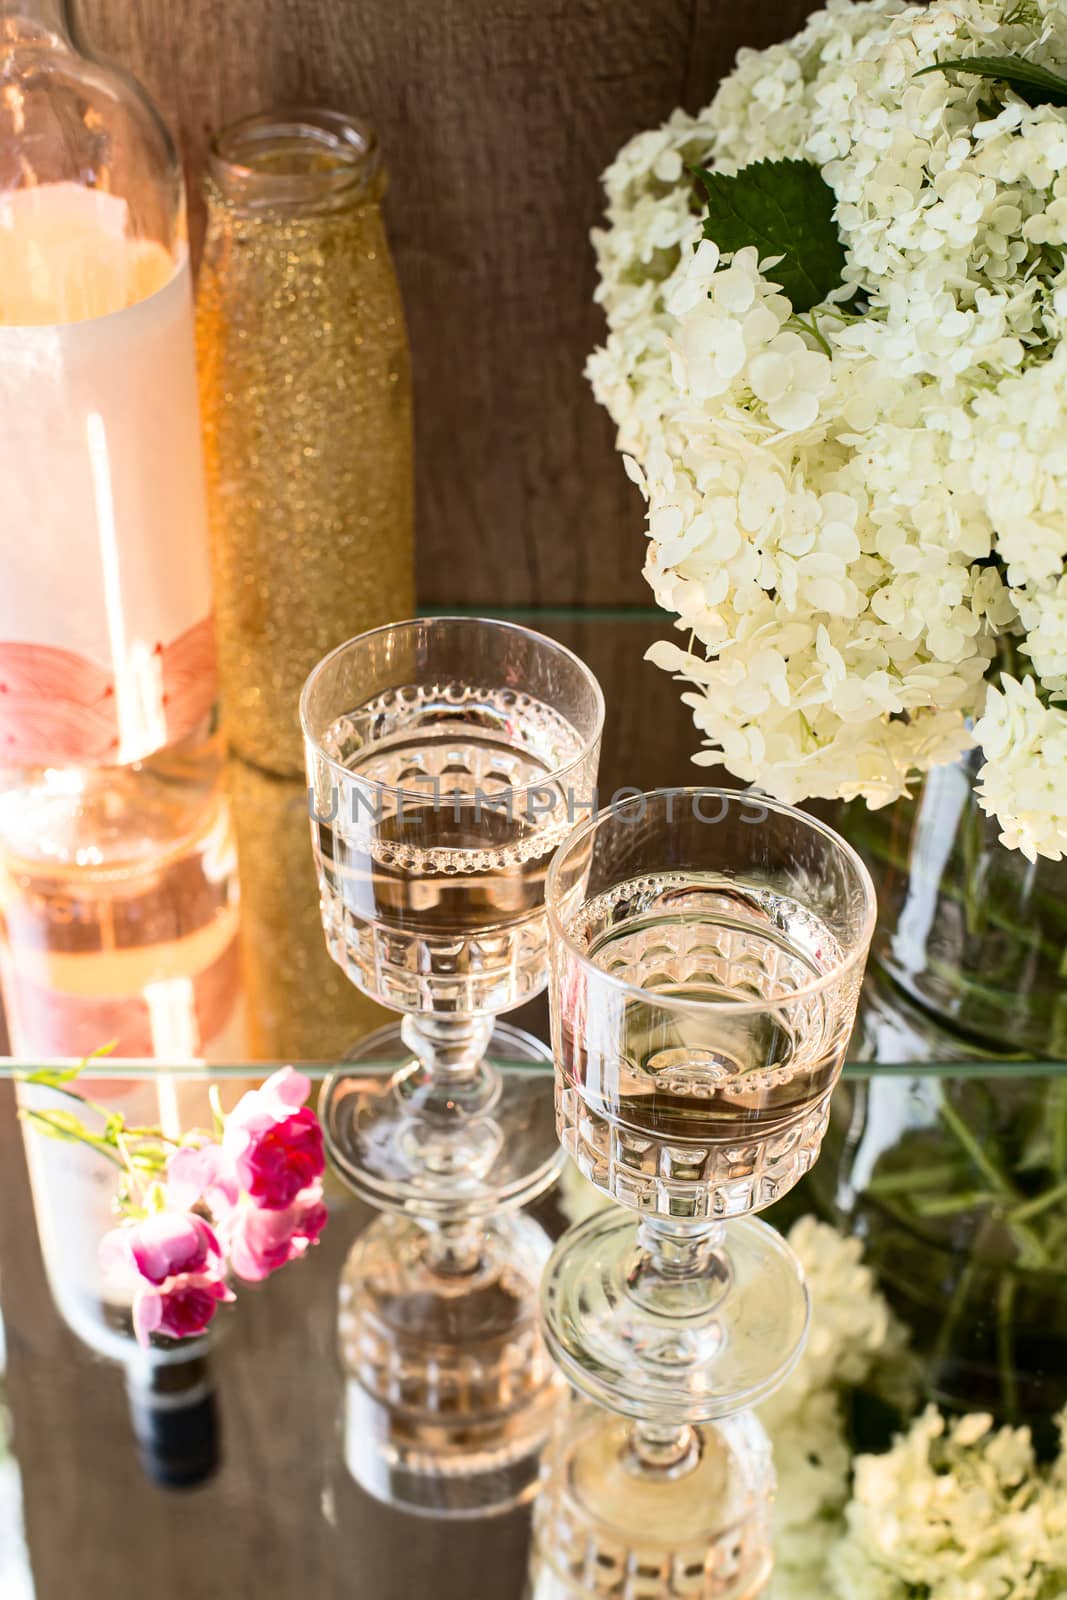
[0,184,216,765]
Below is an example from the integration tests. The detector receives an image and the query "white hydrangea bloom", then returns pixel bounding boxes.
[830,1406,1067,1598]
[589,0,1067,856]
[973,673,1067,858]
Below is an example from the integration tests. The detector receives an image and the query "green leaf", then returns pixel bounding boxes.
[916,53,1067,108]
[20,1040,116,1093]
[23,1065,84,1089]
[690,157,847,314]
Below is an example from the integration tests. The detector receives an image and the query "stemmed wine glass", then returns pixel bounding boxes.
[532,788,875,1592]
[301,616,604,1219]
[303,618,603,1518]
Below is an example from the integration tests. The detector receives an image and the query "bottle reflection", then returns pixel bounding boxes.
[17,1077,222,1489]
[124,1344,220,1490]
[337,1210,563,1518]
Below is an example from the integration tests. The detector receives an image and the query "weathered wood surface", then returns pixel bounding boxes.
[80,0,814,609]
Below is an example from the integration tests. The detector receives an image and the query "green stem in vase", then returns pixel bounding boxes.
[996,1274,1020,1423]
[937,1094,1022,1199]
[932,1255,978,1388]
[1051,1077,1067,1177]
[849,811,1065,970]
[865,1159,973,1195]
[960,793,990,945]
[1007,1178,1067,1225]
[936,1091,1051,1269]
[912,1189,1000,1217]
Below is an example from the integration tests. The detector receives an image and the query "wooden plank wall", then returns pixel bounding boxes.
[81,0,814,611]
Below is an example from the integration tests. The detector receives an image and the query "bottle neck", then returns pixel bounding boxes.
[206,109,383,216]
[0,0,74,42]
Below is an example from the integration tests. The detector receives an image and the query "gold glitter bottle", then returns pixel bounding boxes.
[196,108,414,777]
[196,110,407,1057]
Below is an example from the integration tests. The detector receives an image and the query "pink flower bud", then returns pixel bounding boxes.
[166,1143,239,1218]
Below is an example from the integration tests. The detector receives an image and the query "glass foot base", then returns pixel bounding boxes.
[528,1400,774,1599]
[321,1021,562,1218]
[541,1210,809,1423]
[338,1210,564,1518]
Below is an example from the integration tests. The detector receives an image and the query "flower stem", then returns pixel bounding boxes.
[936,1090,1050,1268]
[996,1275,1019,1423]
[932,1256,978,1386]
[1007,1178,1067,1225]
[866,1159,972,1195]
[937,1093,1020,1200]
[18,1108,126,1169]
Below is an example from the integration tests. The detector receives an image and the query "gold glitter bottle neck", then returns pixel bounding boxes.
[206,107,384,217]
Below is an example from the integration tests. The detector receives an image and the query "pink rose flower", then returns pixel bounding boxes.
[167,1143,239,1218]
[227,1184,328,1283]
[133,1273,234,1348]
[102,1210,222,1287]
[223,1068,324,1211]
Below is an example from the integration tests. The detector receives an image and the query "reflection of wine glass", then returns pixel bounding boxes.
[534,789,875,1593]
[337,1212,563,1518]
[301,617,603,1218]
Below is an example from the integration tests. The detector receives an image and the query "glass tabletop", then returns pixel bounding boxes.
[1,609,1063,1595]
[2,1052,1065,1598]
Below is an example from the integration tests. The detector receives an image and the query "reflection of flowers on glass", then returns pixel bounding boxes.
[759,1217,1067,1600]
[830,1407,1067,1600]
[561,1164,1067,1598]
[19,1062,327,1346]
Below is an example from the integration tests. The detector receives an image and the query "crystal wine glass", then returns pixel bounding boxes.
[535,788,875,1592]
[338,1210,563,1517]
[301,617,604,1219]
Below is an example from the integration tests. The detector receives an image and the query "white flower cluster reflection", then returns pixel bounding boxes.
[761,1215,913,1599]
[830,1407,1067,1598]
[589,0,1067,860]
[556,1170,1067,1596]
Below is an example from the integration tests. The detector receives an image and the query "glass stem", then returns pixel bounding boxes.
[637,1216,728,1277]
[625,1420,703,1479]
[419,1216,487,1277]
[625,1217,733,1332]
[399,1013,499,1119]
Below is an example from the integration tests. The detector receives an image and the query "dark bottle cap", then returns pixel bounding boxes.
[124,1347,221,1490]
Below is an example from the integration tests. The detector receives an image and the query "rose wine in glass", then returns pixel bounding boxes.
[534,789,874,1596]
[302,618,603,1220]
[303,619,602,1519]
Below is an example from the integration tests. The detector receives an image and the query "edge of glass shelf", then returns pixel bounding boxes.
[1,1057,1065,1080]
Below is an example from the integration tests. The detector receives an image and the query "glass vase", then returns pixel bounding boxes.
[817,1063,1067,1449]
[820,750,1067,1442]
[849,747,1067,1060]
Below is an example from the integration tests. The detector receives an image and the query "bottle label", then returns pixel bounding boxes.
[0,186,216,765]
[0,933,242,1058]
